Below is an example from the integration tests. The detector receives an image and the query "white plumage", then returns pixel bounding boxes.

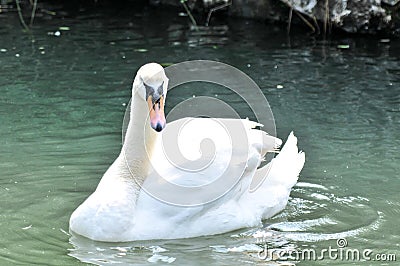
[69,63,305,242]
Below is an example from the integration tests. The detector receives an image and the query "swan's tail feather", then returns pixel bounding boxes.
[242,132,305,220]
[249,132,305,190]
[266,132,305,188]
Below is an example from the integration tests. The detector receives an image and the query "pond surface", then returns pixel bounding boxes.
[1,4,399,265]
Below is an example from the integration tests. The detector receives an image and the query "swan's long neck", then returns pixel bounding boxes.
[119,93,159,188]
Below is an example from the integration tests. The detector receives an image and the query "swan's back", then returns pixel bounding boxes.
[130,122,305,240]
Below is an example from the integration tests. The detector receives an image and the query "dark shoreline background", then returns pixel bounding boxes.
[1,0,399,37]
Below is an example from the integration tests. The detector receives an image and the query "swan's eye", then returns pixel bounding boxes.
[144,83,154,100]
[157,82,164,95]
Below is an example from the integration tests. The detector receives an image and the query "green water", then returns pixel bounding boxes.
[1,5,399,265]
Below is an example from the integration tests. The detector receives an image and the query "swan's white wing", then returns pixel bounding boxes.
[141,118,281,202]
[131,118,285,239]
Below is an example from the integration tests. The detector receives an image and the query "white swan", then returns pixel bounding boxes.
[69,63,305,242]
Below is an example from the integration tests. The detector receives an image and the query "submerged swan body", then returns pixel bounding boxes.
[69,63,305,242]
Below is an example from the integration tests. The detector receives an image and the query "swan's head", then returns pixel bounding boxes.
[133,63,169,132]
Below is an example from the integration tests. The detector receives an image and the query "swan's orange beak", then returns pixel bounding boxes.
[147,95,166,132]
